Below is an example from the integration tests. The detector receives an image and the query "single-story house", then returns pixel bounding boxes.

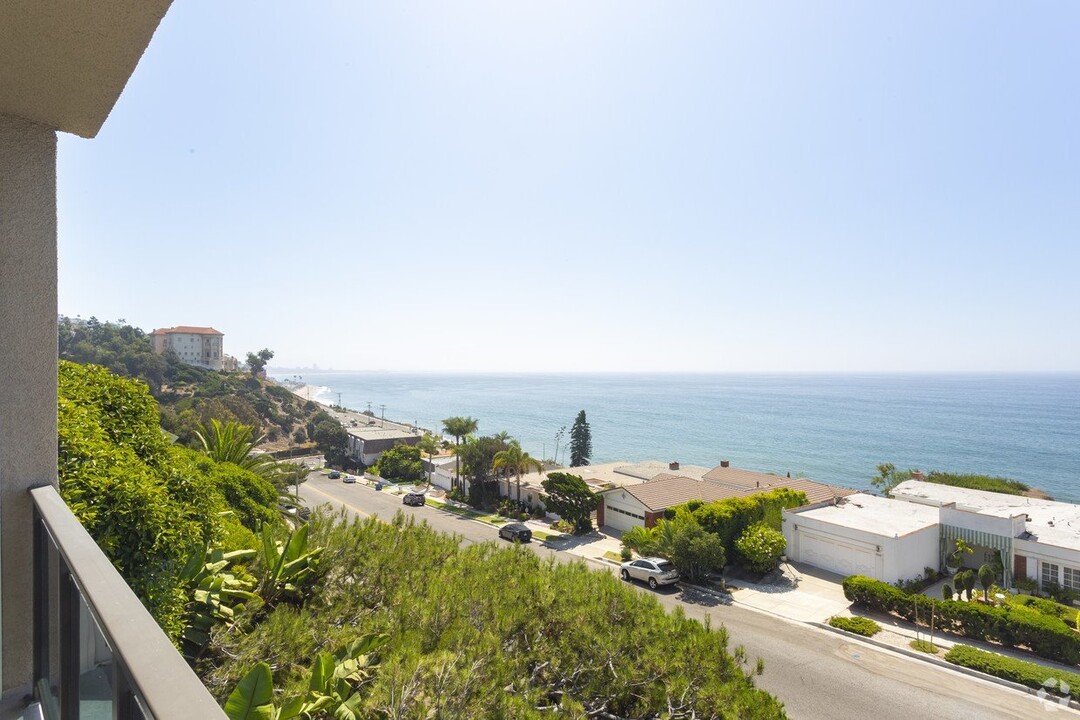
[783,493,940,583]
[892,480,1080,592]
[596,461,855,532]
[784,479,1080,590]
[345,426,422,466]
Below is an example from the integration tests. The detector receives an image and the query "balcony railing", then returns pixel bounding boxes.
[30,485,226,720]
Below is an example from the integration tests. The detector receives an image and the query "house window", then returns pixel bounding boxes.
[1042,561,1060,588]
[1064,567,1080,592]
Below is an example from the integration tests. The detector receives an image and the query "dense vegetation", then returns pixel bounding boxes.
[923,470,1031,496]
[871,462,1034,497]
[58,360,284,637]
[843,575,1080,665]
[203,510,786,718]
[623,489,806,579]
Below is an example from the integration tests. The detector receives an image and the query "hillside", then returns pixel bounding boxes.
[58,317,341,454]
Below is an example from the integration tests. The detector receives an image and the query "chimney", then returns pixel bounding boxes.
[669,462,680,471]
[720,460,730,468]
[912,471,925,481]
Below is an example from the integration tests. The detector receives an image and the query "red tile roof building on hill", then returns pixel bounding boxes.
[150,325,226,371]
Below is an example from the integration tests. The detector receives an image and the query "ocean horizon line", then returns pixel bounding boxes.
[270,368,1080,378]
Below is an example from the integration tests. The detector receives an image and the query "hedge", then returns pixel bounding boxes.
[843,575,1080,665]
[828,615,881,637]
[668,488,807,565]
[944,645,1080,695]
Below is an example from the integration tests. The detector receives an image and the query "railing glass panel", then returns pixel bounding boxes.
[30,485,225,720]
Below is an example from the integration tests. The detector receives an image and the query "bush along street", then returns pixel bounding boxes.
[843,575,1080,665]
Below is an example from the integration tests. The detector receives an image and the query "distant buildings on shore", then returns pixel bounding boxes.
[150,325,234,371]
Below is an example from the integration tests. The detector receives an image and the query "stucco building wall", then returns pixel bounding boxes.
[0,113,58,694]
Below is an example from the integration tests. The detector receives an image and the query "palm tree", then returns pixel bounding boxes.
[417,434,439,486]
[492,440,543,506]
[442,416,478,492]
[196,419,280,479]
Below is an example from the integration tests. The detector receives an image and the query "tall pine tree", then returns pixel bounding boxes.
[569,410,592,467]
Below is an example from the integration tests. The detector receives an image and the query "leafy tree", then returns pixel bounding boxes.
[246,348,274,376]
[870,462,915,495]
[734,523,786,575]
[670,517,728,582]
[455,435,510,506]
[569,410,592,467]
[541,472,600,534]
[442,416,478,492]
[492,440,543,505]
[311,417,349,467]
[372,444,425,483]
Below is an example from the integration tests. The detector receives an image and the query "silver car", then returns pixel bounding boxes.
[620,557,679,589]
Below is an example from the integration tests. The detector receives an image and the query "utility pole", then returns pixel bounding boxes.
[337,392,342,408]
[380,404,386,427]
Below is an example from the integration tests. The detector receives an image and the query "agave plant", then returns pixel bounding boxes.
[257,523,322,605]
[224,634,389,720]
[179,543,258,660]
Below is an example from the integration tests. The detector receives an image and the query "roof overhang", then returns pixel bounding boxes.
[0,1,173,137]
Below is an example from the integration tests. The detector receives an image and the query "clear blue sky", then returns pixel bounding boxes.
[57,2,1080,372]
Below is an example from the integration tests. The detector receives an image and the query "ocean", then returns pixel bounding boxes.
[271,372,1080,502]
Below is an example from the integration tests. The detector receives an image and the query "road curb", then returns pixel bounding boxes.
[812,622,1080,711]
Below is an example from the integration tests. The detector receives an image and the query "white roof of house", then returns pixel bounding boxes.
[793,493,940,538]
[345,426,420,441]
[892,480,1080,551]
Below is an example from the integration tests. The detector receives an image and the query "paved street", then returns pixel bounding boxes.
[300,472,1072,720]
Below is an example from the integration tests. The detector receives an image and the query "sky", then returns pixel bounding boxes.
[57,2,1080,373]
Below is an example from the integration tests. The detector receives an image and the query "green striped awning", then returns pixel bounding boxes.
[941,525,1012,587]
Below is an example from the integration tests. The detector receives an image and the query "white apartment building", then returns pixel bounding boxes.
[150,325,225,370]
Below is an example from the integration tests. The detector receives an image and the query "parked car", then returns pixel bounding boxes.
[342,474,355,484]
[328,470,341,479]
[402,492,425,507]
[498,522,532,543]
[620,557,679,589]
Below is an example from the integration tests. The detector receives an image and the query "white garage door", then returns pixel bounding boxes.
[798,531,878,579]
[604,500,645,532]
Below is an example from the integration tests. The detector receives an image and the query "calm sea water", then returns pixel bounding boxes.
[272,372,1080,502]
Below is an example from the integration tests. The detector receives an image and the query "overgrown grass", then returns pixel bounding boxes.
[827,615,882,637]
[909,639,940,654]
[924,471,1030,496]
[944,645,1080,695]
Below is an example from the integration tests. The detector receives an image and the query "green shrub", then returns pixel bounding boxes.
[843,575,1080,665]
[945,645,1080,695]
[735,523,786,574]
[942,583,953,601]
[827,615,881,636]
[909,640,939,654]
[669,489,806,565]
